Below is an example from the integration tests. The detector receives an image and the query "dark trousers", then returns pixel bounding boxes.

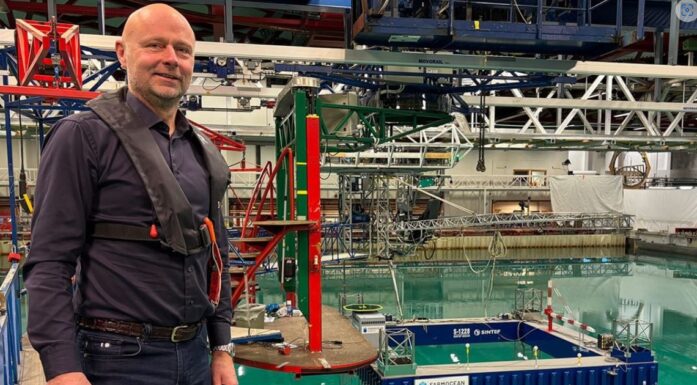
[78,326,211,385]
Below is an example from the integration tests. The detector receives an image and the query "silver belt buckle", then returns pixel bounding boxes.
[170,325,189,343]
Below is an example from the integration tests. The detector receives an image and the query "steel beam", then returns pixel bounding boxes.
[3,29,697,78]
[511,88,546,134]
[664,88,697,136]
[459,95,694,113]
[0,85,100,100]
[388,213,633,232]
[229,0,350,13]
[467,133,697,152]
[73,80,282,98]
[614,76,660,136]
[3,3,342,32]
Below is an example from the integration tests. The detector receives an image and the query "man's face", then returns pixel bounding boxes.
[117,11,195,108]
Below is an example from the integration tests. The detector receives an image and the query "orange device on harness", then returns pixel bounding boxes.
[203,217,223,307]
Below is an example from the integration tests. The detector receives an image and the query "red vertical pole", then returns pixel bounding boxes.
[306,115,323,352]
[286,292,297,306]
[545,280,553,332]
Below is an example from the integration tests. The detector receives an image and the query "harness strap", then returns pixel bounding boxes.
[90,222,212,253]
[90,219,222,309]
[90,223,159,242]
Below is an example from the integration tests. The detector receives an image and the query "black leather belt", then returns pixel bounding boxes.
[78,317,202,343]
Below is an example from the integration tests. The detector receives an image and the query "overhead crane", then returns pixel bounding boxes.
[3,28,697,152]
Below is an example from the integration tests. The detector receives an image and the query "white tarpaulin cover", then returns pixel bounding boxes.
[550,176,624,213]
[624,189,697,232]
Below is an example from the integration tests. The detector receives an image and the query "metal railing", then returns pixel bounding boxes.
[388,212,633,232]
[643,177,697,189]
[321,222,372,261]
[0,263,22,385]
[377,328,415,376]
[232,173,697,192]
[322,260,632,280]
[443,174,550,190]
[612,318,653,358]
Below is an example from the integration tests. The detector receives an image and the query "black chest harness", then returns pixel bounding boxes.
[85,88,230,306]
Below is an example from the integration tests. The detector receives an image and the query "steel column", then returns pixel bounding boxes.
[97,0,106,35]
[605,76,613,135]
[294,90,310,317]
[224,0,234,43]
[669,0,680,65]
[536,0,543,39]
[615,0,623,39]
[3,76,18,250]
[637,0,645,39]
[47,0,57,19]
[38,120,45,149]
[276,117,296,303]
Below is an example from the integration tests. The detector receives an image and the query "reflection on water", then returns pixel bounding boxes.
[242,249,697,384]
[9,248,692,384]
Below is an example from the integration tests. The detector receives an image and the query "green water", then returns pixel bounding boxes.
[415,342,555,365]
[237,251,697,385]
[5,251,696,384]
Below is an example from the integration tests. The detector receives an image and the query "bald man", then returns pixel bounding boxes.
[25,4,237,385]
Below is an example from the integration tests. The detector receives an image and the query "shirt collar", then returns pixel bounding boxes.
[126,90,192,137]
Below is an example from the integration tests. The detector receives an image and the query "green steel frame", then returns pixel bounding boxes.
[316,99,453,153]
[273,84,456,351]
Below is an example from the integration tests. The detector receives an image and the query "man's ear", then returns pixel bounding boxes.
[115,40,127,69]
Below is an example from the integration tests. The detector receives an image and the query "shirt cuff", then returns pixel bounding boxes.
[39,342,83,380]
[207,320,232,347]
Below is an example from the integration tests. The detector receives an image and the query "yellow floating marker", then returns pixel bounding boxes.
[465,343,471,371]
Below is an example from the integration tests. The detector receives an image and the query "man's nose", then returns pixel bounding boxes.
[161,45,178,66]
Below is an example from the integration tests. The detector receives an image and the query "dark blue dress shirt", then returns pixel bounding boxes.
[23,92,232,379]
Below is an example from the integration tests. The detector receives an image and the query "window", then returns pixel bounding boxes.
[513,169,547,187]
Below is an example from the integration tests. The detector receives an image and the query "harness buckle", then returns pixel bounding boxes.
[199,223,212,248]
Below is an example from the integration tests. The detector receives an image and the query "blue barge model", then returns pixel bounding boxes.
[357,318,657,385]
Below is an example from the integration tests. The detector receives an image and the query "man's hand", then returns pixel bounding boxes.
[211,351,238,385]
[48,372,91,385]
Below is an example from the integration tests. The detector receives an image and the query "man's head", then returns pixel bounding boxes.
[115,3,195,112]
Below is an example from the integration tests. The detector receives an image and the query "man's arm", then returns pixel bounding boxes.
[207,206,233,347]
[208,206,237,384]
[23,118,97,380]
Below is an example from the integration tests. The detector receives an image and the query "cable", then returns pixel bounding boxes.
[483,231,506,318]
[17,111,31,215]
[201,77,223,91]
[462,232,493,274]
[512,0,531,24]
[423,238,437,260]
[476,92,486,172]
